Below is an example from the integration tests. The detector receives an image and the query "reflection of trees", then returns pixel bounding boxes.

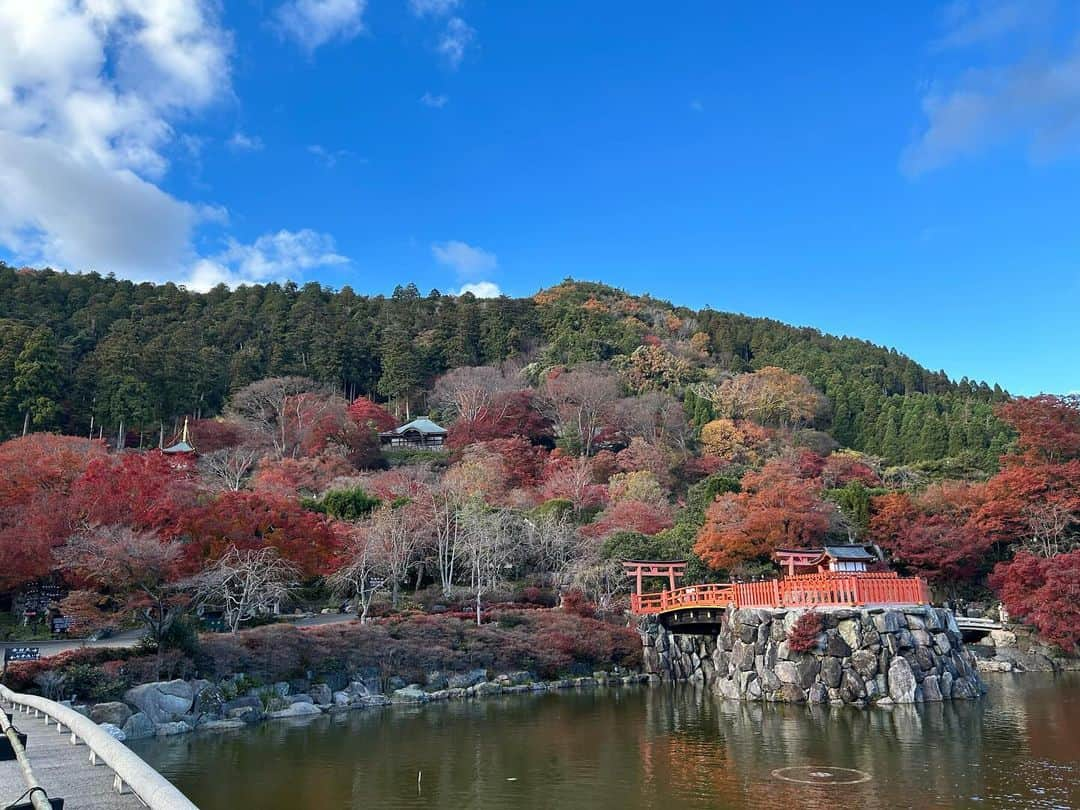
[128,673,1080,810]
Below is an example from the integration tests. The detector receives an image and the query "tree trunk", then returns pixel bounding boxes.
[22,410,30,437]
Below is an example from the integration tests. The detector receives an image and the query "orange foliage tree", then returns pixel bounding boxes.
[694,460,832,571]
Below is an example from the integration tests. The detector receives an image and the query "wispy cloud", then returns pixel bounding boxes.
[409,0,460,17]
[432,240,497,276]
[454,281,502,298]
[689,99,704,112]
[308,144,352,167]
[420,92,449,108]
[274,0,366,53]
[902,3,1080,176]
[437,17,475,69]
[227,132,264,151]
[935,0,1054,50]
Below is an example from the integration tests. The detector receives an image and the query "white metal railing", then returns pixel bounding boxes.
[0,684,198,810]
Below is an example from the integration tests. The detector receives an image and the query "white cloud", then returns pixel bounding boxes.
[420,92,449,108]
[903,4,1080,175]
[228,132,264,151]
[437,17,475,69]
[455,281,502,298]
[0,0,230,278]
[432,240,497,276]
[690,99,704,112]
[274,0,366,52]
[409,0,460,17]
[187,229,349,291]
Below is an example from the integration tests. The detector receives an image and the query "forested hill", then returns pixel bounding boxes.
[0,266,1010,468]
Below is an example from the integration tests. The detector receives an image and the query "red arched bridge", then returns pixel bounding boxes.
[625,551,931,632]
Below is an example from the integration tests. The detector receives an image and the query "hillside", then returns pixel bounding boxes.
[0,267,1010,469]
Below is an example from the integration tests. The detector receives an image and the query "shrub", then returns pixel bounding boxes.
[787,611,824,653]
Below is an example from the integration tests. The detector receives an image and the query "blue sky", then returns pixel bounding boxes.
[0,1,1077,395]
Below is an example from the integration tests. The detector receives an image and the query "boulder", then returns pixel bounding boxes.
[922,675,943,702]
[121,712,155,740]
[850,650,878,679]
[347,681,371,697]
[796,657,820,690]
[905,613,926,631]
[286,694,314,705]
[837,619,860,650]
[733,640,756,672]
[193,685,225,717]
[222,696,261,715]
[839,669,865,702]
[267,702,322,719]
[90,702,132,727]
[774,661,800,685]
[777,683,805,703]
[155,721,193,736]
[124,680,194,725]
[358,694,391,707]
[199,720,247,732]
[808,682,829,704]
[309,684,332,706]
[392,685,428,703]
[874,611,905,634]
[910,629,932,647]
[99,723,126,741]
[887,657,918,703]
[989,629,1017,648]
[821,656,843,689]
[447,669,488,689]
[226,706,264,724]
[332,691,351,707]
[824,630,851,657]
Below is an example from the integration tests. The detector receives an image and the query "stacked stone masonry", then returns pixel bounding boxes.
[640,606,986,706]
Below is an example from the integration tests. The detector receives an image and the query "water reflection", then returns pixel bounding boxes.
[132,673,1080,810]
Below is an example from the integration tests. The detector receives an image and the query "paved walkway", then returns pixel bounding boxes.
[1,701,145,810]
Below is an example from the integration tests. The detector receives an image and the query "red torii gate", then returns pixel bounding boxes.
[622,560,687,595]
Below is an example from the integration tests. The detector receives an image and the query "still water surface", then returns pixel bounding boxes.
[132,672,1080,809]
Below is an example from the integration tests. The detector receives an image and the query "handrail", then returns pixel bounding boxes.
[0,684,199,810]
[0,705,52,810]
[632,573,929,615]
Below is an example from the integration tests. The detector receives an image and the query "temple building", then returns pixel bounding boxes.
[773,545,881,576]
[378,417,448,450]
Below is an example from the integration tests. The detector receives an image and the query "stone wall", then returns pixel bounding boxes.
[640,606,985,706]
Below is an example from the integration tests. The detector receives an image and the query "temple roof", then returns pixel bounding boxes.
[380,417,448,436]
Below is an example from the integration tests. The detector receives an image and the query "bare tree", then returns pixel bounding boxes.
[431,366,518,423]
[614,391,691,450]
[570,556,629,615]
[227,376,329,458]
[193,547,299,633]
[327,529,386,623]
[366,503,426,607]
[198,445,264,491]
[457,502,520,625]
[539,363,621,456]
[524,512,588,593]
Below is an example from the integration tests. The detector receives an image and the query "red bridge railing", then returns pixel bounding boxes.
[631,572,929,615]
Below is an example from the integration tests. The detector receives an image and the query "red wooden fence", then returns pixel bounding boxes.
[632,572,928,615]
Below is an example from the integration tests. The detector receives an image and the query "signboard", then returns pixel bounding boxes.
[51,617,73,634]
[3,647,40,663]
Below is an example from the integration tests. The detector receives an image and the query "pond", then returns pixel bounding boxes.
[131,672,1080,809]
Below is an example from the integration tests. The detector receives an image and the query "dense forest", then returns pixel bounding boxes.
[0,265,1011,469]
[2,264,1076,668]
